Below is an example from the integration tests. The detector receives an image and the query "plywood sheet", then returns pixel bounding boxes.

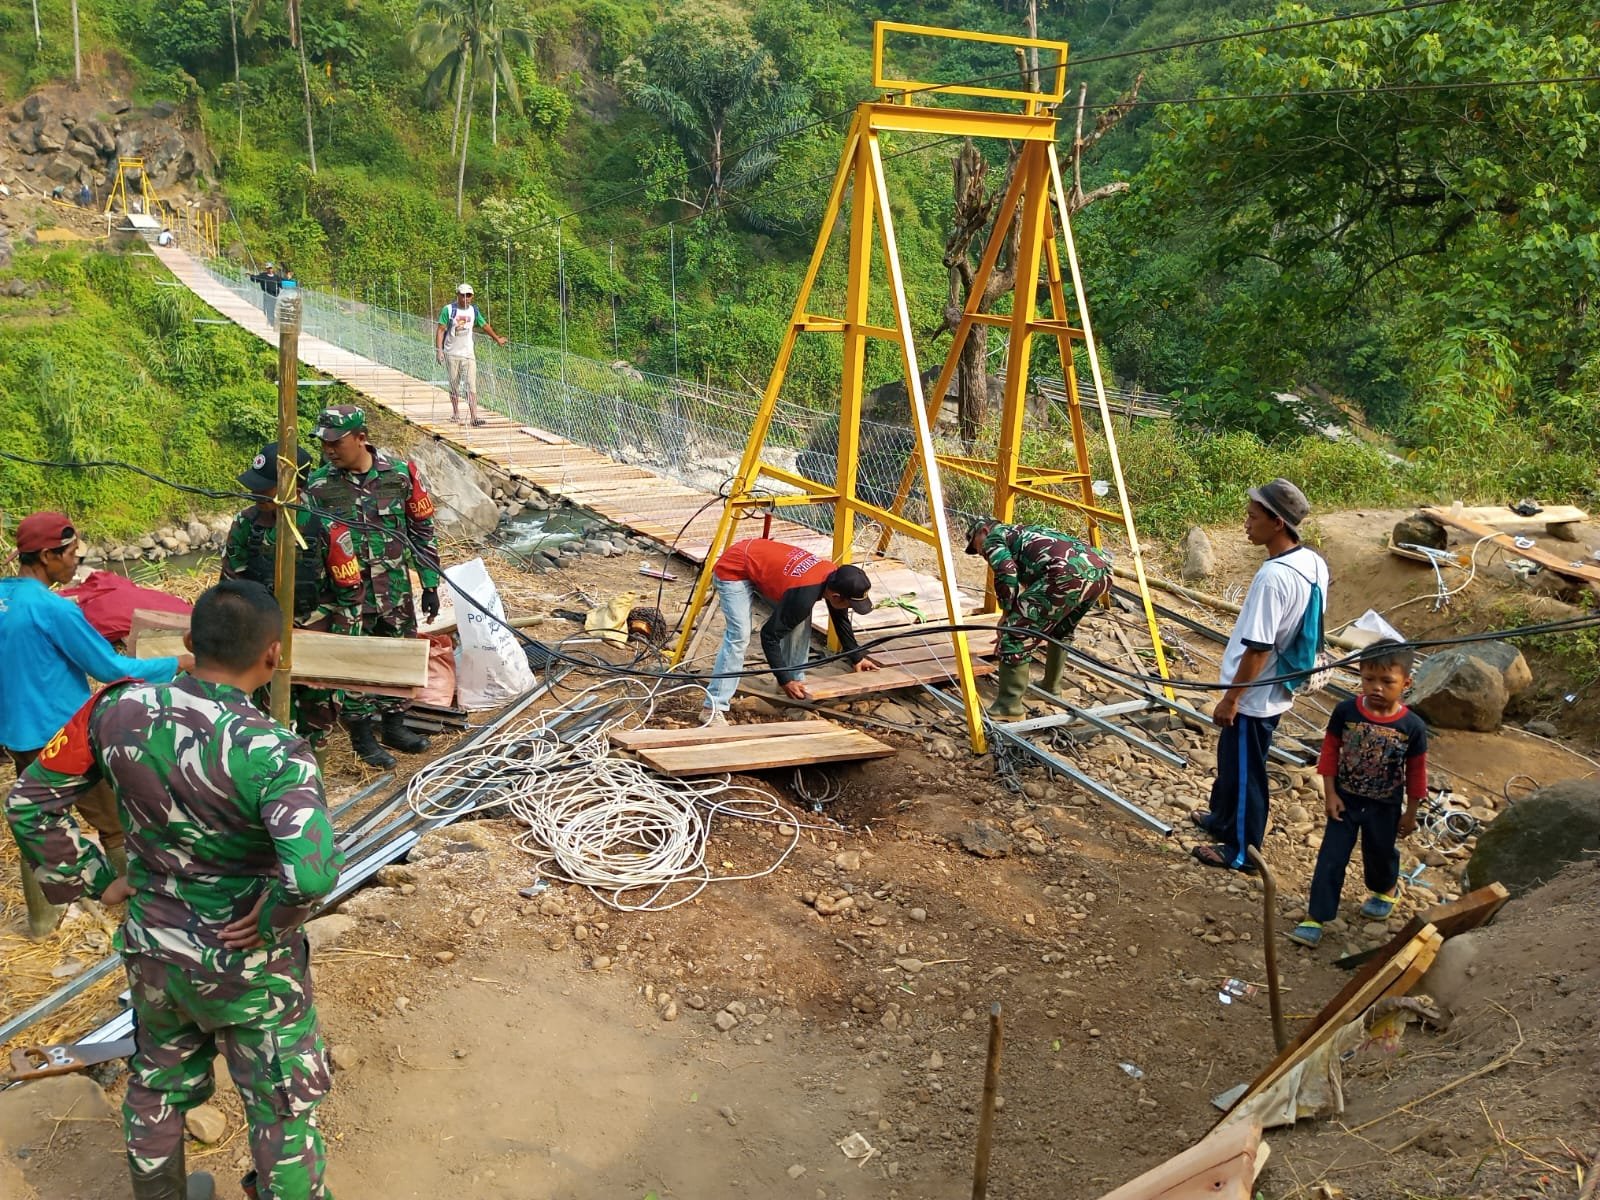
[610,719,836,749]
[800,658,996,699]
[1452,504,1587,530]
[136,628,429,688]
[635,729,895,775]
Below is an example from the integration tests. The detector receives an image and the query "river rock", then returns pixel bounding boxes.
[1464,778,1600,897]
[959,819,1012,858]
[184,1104,227,1143]
[1408,652,1507,731]
[1392,513,1447,551]
[1180,526,1216,581]
[406,439,499,538]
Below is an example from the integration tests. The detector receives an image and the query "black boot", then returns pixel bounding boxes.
[128,1149,214,1200]
[346,717,396,768]
[380,710,430,754]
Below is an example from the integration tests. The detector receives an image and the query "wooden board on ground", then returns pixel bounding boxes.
[1448,504,1587,531]
[609,719,836,750]
[135,628,429,689]
[1225,925,1440,1118]
[800,657,996,700]
[1422,507,1600,591]
[1098,1121,1263,1200]
[632,728,895,776]
[1334,882,1510,970]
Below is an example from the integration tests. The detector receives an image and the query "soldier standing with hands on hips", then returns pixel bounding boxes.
[304,404,443,768]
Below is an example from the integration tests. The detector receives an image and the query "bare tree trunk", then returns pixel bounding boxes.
[30,0,40,49]
[229,0,242,150]
[491,74,498,146]
[1025,0,1038,91]
[450,57,466,156]
[456,72,477,218]
[297,36,318,173]
[70,0,81,87]
[710,123,723,207]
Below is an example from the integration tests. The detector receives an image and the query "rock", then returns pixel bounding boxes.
[304,913,357,952]
[184,1104,228,1143]
[149,100,178,119]
[434,951,456,965]
[1546,521,1582,542]
[22,94,49,121]
[787,1165,806,1180]
[1418,929,1482,1010]
[714,1011,739,1032]
[329,1044,361,1071]
[43,154,80,183]
[1522,719,1559,739]
[833,849,863,871]
[1449,640,1533,698]
[908,907,927,922]
[1392,513,1448,551]
[110,97,131,114]
[1464,779,1600,897]
[1180,526,1216,581]
[1408,652,1507,731]
[467,906,488,928]
[959,819,1012,859]
[406,440,500,538]
[660,1000,678,1022]
[185,520,209,544]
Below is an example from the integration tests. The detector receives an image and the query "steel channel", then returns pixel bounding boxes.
[1017,688,1188,766]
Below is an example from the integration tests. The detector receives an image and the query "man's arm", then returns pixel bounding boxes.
[1213,646,1272,727]
[218,513,250,582]
[826,605,875,670]
[248,743,345,946]
[479,312,508,347]
[402,462,443,589]
[435,309,449,359]
[982,533,1022,612]
[761,586,819,687]
[48,597,185,686]
[315,519,365,634]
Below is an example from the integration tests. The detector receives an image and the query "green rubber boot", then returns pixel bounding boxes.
[1041,643,1066,696]
[14,829,65,939]
[989,661,1030,719]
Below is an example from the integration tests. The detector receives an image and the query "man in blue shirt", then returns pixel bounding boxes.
[1,511,192,937]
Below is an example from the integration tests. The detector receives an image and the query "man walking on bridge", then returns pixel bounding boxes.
[305,405,442,767]
[435,282,506,427]
[6,581,343,1200]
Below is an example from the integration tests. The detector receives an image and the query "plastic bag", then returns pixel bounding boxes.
[446,558,534,708]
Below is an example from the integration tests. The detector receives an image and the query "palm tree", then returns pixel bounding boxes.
[413,0,531,218]
[244,0,318,173]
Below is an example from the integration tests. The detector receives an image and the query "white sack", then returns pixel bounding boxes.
[447,557,535,708]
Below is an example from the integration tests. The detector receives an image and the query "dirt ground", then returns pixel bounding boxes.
[2,507,1597,1199]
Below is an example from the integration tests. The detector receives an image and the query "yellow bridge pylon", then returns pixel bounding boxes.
[670,21,1172,753]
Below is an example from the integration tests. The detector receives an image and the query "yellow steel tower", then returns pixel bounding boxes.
[670,22,1171,752]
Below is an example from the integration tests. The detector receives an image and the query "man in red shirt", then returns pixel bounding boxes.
[705,538,878,717]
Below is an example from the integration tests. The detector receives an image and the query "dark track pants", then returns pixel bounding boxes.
[1307,797,1401,923]
[1205,713,1280,870]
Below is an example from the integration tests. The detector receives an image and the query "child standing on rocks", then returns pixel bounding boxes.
[1289,640,1428,948]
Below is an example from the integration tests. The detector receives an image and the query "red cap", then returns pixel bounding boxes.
[13,512,77,555]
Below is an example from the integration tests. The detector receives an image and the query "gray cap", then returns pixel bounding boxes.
[1248,478,1310,536]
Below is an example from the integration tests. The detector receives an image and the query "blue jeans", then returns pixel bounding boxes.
[1307,796,1401,923]
[705,578,808,711]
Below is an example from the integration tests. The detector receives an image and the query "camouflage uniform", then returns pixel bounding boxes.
[221,503,364,746]
[303,433,441,722]
[5,676,343,1200]
[978,522,1114,663]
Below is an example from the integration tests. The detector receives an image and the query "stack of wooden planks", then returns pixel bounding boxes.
[609,718,895,777]
[134,626,430,697]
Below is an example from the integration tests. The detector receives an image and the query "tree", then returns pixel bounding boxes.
[1141,0,1600,410]
[70,0,81,87]
[623,4,805,212]
[413,0,532,218]
[244,0,318,173]
[937,77,1143,445]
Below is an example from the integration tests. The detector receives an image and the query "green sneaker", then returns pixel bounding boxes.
[1286,921,1323,948]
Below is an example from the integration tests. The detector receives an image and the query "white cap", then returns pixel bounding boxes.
[457,282,474,294]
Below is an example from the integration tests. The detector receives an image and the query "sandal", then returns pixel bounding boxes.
[1190,843,1258,874]
[470,417,488,427]
[1360,893,1396,920]
[1287,921,1323,948]
[1189,810,1216,833]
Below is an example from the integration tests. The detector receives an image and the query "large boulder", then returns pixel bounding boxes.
[1459,639,1533,697]
[1392,512,1447,551]
[20,92,49,121]
[406,439,499,538]
[1408,650,1508,731]
[1464,779,1600,897]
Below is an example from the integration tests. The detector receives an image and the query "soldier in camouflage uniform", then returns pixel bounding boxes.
[221,442,365,749]
[6,581,344,1200]
[966,518,1114,718]
[303,405,442,768]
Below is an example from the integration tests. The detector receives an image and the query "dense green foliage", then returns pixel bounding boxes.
[2,0,1595,535]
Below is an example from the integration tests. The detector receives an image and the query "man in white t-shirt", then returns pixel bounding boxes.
[1191,478,1328,873]
[434,283,507,427]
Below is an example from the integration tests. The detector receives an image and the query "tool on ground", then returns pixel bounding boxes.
[971,1001,1004,1200]
[5,1037,135,1083]
[1246,847,1288,1052]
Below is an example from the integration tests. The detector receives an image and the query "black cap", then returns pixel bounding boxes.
[824,564,873,614]
[239,442,312,493]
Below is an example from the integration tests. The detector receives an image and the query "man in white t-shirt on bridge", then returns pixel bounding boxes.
[434,282,507,427]
[1190,478,1329,873]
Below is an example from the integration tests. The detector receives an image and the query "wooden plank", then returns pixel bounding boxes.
[610,719,837,749]
[1451,504,1587,531]
[867,632,998,667]
[636,729,895,775]
[1422,507,1600,588]
[137,628,429,688]
[1334,882,1510,969]
[799,658,996,700]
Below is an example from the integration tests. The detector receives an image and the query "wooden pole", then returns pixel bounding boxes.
[271,284,302,724]
[1247,847,1288,1051]
[971,1002,1004,1200]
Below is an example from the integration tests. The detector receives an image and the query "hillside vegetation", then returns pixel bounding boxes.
[1,0,1597,537]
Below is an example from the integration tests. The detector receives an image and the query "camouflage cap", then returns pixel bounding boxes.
[313,404,367,441]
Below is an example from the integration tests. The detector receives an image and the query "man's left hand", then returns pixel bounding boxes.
[854,658,879,672]
[100,876,135,906]
[220,894,269,951]
[420,587,440,621]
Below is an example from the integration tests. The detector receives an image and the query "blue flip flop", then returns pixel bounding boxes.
[1287,921,1323,948]
[1361,894,1397,920]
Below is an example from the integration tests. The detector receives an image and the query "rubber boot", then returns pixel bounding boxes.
[312,744,329,776]
[20,854,66,939]
[240,1170,261,1200]
[128,1148,214,1200]
[988,661,1030,719]
[379,710,430,754]
[346,718,396,769]
[1040,643,1066,697]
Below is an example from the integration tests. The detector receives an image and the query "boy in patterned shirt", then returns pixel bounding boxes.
[1289,640,1428,947]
